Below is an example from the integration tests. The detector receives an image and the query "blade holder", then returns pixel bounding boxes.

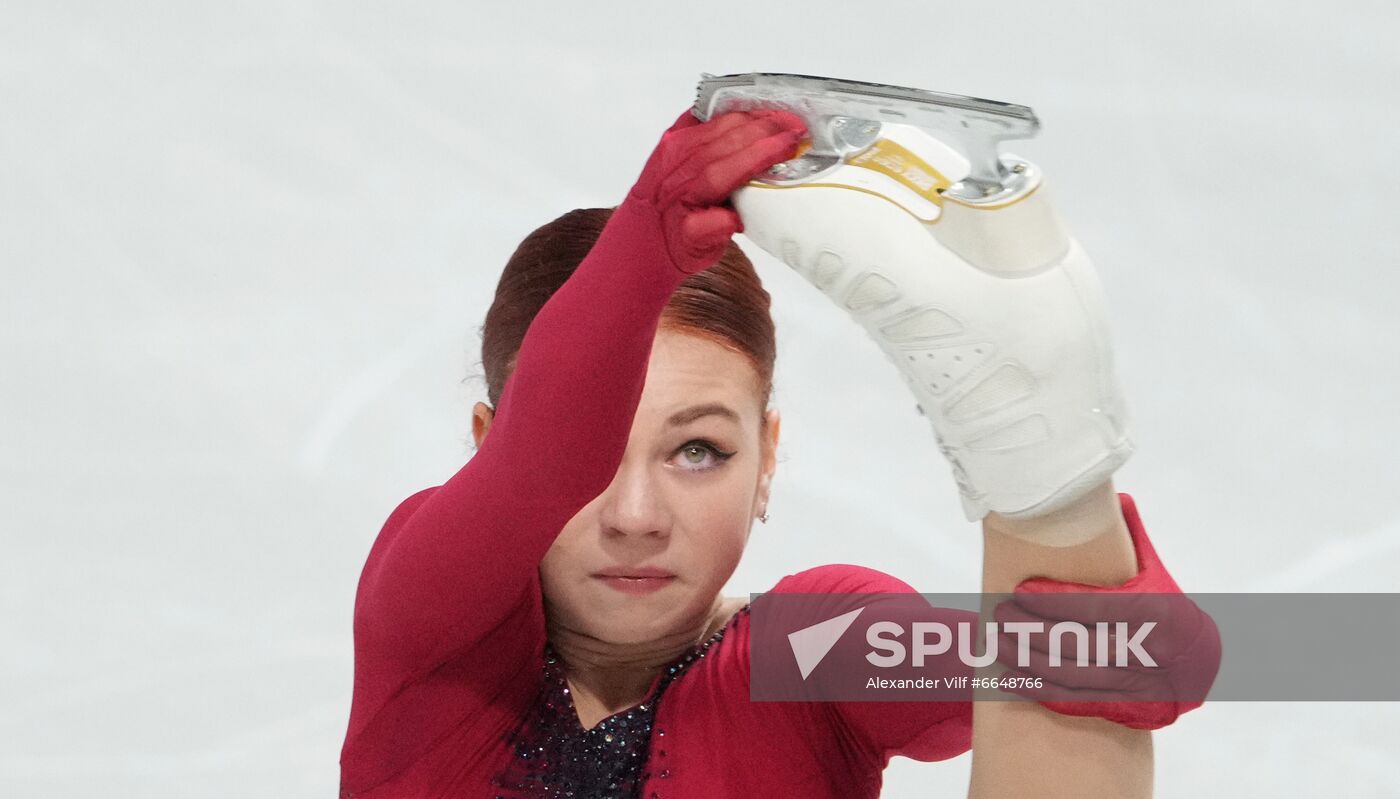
[694,72,1041,201]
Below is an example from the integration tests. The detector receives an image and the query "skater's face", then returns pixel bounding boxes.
[479,326,778,646]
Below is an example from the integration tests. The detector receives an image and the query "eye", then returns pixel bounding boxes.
[670,439,737,472]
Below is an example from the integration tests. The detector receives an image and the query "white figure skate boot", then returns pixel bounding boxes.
[694,74,1132,534]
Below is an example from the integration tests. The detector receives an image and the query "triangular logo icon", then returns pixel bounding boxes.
[788,606,866,680]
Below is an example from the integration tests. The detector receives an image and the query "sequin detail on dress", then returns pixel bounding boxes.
[490,605,750,799]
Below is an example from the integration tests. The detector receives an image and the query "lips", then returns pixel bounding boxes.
[593,566,676,579]
[592,566,677,596]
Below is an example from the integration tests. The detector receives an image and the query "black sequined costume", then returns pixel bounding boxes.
[491,605,750,798]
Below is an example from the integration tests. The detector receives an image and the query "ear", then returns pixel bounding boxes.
[471,402,495,450]
[754,408,781,517]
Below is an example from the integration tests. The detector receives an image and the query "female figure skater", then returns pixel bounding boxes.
[339,108,1217,798]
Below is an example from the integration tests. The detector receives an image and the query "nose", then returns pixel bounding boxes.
[597,459,670,540]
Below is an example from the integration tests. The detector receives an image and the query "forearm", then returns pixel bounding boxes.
[480,200,685,503]
[357,201,685,666]
[967,481,1153,798]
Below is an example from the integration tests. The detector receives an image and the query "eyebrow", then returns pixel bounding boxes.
[666,402,741,427]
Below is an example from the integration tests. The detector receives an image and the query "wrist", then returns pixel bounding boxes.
[582,200,690,293]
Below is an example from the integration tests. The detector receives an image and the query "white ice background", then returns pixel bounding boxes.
[3,1,1399,796]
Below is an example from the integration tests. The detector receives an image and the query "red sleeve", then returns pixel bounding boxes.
[341,203,687,781]
[771,564,974,765]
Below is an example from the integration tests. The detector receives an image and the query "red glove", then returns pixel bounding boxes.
[992,493,1222,730]
[616,107,806,275]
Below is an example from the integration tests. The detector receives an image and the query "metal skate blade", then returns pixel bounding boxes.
[694,72,1039,195]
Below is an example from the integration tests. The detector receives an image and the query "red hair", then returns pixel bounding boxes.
[478,207,776,416]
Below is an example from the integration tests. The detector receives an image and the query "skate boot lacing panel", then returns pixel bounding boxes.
[896,342,991,395]
[945,363,1036,424]
[780,238,1057,506]
[843,272,900,312]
